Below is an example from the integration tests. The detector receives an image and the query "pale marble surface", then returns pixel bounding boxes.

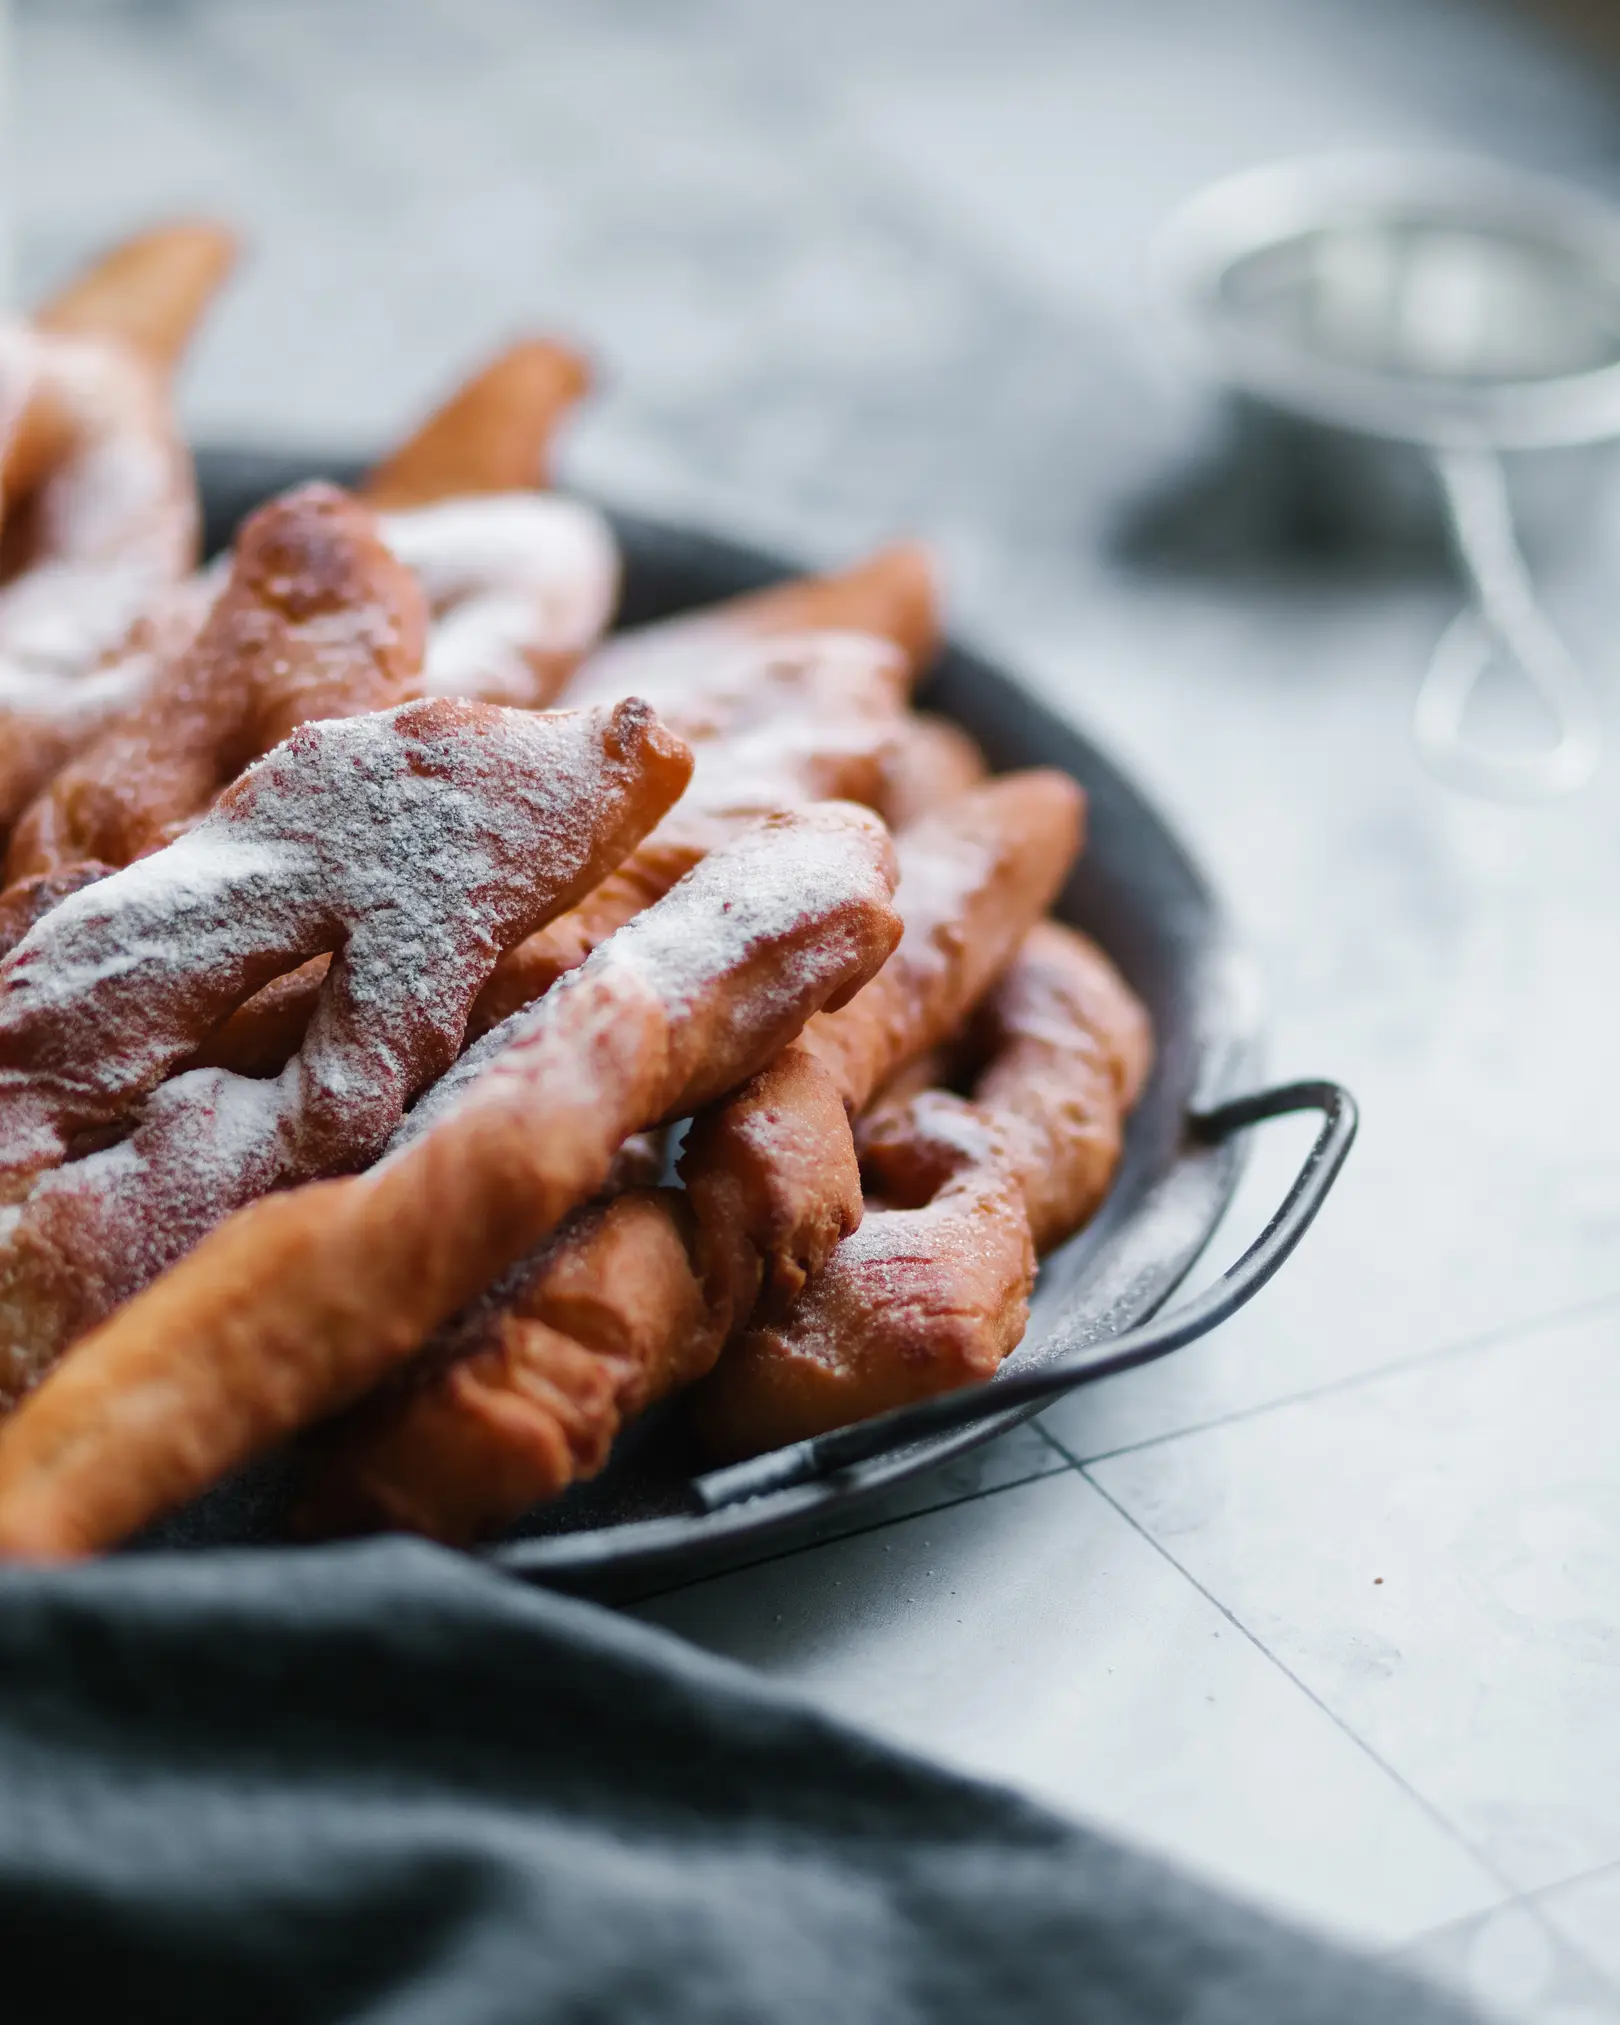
[18,1,1620,2014]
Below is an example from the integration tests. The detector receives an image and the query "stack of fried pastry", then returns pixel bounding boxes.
[0,224,1150,1559]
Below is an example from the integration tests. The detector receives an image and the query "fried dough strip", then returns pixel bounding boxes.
[215,540,922,1029]
[564,541,939,700]
[0,224,235,818]
[860,921,1153,1248]
[297,1188,722,1544]
[379,495,618,708]
[0,307,208,823]
[683,771,1083,1312]
[5,484,428,879]
[694,1124,1036,1463]
[0,804,899,1557]
[361,340,590,508]
[0,698,691,1405]
[465,629,909,1036]
[0,695,686,1184]
[296,777,1084,1543]
[199,627,910,1071]
[694,927,1153,1461]
[303,1098,1027,1539]
[5,339,613,879]
[168,362,622,1067]
[366,344,616,708]
[34,221,238,375]
[873,711,987,829]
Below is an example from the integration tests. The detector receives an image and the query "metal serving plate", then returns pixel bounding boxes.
[169,451,1285,1599]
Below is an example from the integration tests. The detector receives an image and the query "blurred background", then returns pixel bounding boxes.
[17,4,1620,2019]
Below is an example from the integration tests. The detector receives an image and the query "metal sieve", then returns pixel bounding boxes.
[1158,154,1620,798]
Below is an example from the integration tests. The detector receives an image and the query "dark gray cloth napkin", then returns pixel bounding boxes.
[0,1539,1477,2024]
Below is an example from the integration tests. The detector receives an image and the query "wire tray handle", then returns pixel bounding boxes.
[696,1078,1358,1512]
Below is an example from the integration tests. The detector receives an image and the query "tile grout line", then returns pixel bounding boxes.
[632,1284,1620,1606]
[1390,1889,1620,2011]
[1045,1282,1620,1473]
[1523,1849,1620,1907]
[1515,1854,1620,2003]
[1077,1464,1533,1924]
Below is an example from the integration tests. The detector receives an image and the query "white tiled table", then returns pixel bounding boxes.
[21,2,1620,2016]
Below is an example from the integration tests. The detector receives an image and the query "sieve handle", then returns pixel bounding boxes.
[1416,446,1601,800]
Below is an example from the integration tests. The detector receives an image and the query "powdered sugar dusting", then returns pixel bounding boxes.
[566,625,905,742]
[382,494,618,705]
[0,696,682,1384]
[888,810,1001,987]
[0,322,194,680]
[393,803,896,1151]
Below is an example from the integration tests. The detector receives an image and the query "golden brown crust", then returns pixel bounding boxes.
[469,628,910,1038]
[802,772,1082,1108]
[692,1125,1035,1463]
[690,925,1150,1464]
[197,629,910,1073]
[5,484,429,879]
[0,233,218,832]
[678,771,1082,1311]
[0,804,899,1558]
[568,543,939,698]
[441,771,1085,1504]
[0,862,113,962]
[682,1041,861,1320]
[296,1187,721,1545]
[361,340,592,508]
[35,221,238,375]
[298,1041,857,1547]
[0,696,693,1405]
[873,712,987,829]
[859,920,1153,1250]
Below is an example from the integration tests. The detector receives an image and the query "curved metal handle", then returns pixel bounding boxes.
[1416,446,1601,800]
[695,1078,1359,1511]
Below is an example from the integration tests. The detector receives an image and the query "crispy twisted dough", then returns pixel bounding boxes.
[0,804,900,1557]
[0,696,691,1405]
[0,864,113,962]
[306,1100,1029,1535]
[694,1118,1036,1464]
[170,357,619,1068]
[366,344,616,709]
[860,921,1153,1248]
[197,625,911,1073]
[34,221,237,374]
[297,1187,722,1544]
[466,629,910,1037]
[202,550,930,1078]
[873,711,987,829]
[694,926,1153,1461]
[5,484,428,879]
[362,340,590,509]
[379,496,618,708]
[5,335,611,884]
[565,541,938,701]
[295,775,1083,1542]
[0,225,238,825]
[682,771,1083,1314]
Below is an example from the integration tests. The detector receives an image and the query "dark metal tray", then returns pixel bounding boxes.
[171,451,1355,1598]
